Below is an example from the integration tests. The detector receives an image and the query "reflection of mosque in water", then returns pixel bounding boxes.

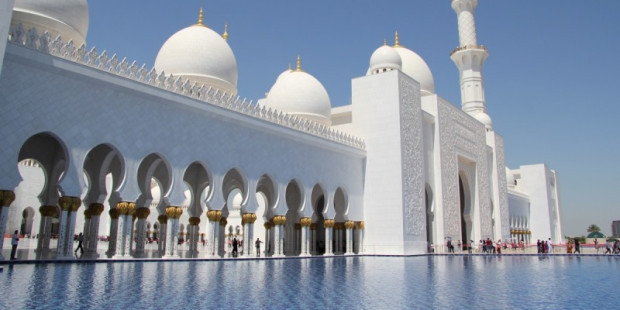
[0,0,563,260]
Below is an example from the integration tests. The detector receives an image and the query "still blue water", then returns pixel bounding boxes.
[1,255,618,309]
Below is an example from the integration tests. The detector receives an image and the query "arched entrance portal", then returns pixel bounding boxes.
[425,186,434,252]
[21,207,35,236]
[459,175,472,246]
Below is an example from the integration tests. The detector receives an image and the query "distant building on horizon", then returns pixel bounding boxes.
[612,221,620,237]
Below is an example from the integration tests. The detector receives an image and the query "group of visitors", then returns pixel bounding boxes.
[536,238,555,253]
[594,238,620,254]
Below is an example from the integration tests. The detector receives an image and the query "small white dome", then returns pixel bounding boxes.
[12,0,89,46]
[264,61,331,126]
[505,167,515,188]
[368,44,401,75]
[154,15,238,95]
[392,33,434,96]
[472,111,493,130]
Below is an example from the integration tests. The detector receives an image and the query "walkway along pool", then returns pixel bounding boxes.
[1,255,619,309]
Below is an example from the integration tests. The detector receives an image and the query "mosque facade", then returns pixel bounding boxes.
[0,0,563,260]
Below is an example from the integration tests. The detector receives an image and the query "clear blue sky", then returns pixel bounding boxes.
[86,0,619,237]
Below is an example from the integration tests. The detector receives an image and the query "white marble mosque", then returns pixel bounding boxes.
[0,0,563,260]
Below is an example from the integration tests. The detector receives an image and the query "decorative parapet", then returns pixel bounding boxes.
[449,44,487,56]
[7,24,366,150]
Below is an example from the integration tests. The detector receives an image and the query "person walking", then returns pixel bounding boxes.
[74,232,84,255]
[574,239,580,254]
[232,237,238,256]
[255,238,263,257]
[10,230,19,260]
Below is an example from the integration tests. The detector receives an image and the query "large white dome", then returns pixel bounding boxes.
[367,43,402,75]
[11,0,89,46]
[393,33,435,96]
[264,60,331,126]
[154,13,238,95]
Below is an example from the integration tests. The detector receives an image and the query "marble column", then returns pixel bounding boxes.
[106,208,120,256]
[272,215,286,257]
[324,219,335,256]
[0,190,16,260]
[300,217,312,257]
[113,202,135,258]
[263,222,271,257]
[188,216,200,254]
[56,196,81,259]
[206,210,222,257]
[242,213,257,256]
[84,203,104,258]
[157,214,168,253]
[345,220,354,255]
[356,221,365,254]
[310,223,317,255]
[133,207,150,257]
[163,206,182,258]
[218,217,227,256]
[37,206,56,253]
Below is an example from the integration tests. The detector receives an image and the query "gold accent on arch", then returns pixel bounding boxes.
[344,220,355,230]
[242,213,257,224]
[300,217,312,227]
[189,216,201,225]
[324,219,335,228]
[272,215,286,225]
[0,190,16,206]
[135,207,150,219]
[356,221,365,229]
[109,207,121,219]
[88,203,105,216]
[207,210,222,221]
[165,206,182,219]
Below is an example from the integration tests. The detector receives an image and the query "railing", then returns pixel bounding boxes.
[7,23,366,150]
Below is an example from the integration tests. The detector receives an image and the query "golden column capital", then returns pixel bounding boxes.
[189,216,201,226]
[207,210,222,221]
[126,202,136,216]
[272,215,286,226]
[158,214,168,224]
[84,208,92,219]
[58,196,73,211]
[324,219,335,228]
[116,202,128,215]
[300,217,312,227]
[135,207,150,219]
[242,213,257,224]
[344,220,355,230]
[39,205,56,217]
[88,203,105,216]
[310,223,317,230]
[264,222,272,229]
[219,217,227,226]
[356,221,365,230]
[109,207,121,219]
[165,206,177,218]
[0,190,16,206]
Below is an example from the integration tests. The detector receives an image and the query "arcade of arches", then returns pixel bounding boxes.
[0,132,365,259]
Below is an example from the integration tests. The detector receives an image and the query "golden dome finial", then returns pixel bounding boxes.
[222,22,229,40]
[197,8,204,26]
[296,55,302,71]
[383,38,387,46]
[394,31,401,47]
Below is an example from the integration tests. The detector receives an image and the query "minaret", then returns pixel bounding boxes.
[450,0,492,130]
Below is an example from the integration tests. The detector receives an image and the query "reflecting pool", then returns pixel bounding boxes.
[1,255,619,309]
